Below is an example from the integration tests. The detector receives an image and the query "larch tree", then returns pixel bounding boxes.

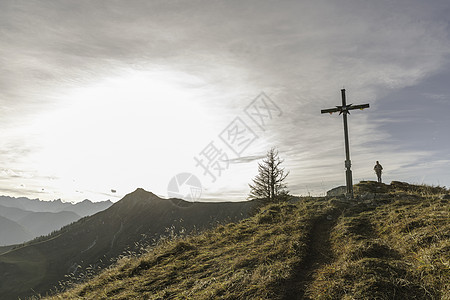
[248,147,289,202]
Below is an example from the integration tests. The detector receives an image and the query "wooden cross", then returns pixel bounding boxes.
[321,89,369,198]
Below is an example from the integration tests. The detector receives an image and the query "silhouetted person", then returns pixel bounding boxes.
[374,161,383,183]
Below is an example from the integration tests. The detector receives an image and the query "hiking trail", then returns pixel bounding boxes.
[282,208,342,300]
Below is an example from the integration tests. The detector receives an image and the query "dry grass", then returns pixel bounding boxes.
[307,182,449,299]
[45,199,335,299]
[43,181,449,299]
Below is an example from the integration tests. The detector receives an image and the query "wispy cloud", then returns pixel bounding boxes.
[227,155,266,164]
[0,0,449,201]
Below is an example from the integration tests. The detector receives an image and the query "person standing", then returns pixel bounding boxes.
[374,161,383,183]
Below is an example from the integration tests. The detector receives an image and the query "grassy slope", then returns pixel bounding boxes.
[308,182,450,299]
[46,182,449,299]
[0,190,259,299]
[1,246,47,297]
[46,198,335,299]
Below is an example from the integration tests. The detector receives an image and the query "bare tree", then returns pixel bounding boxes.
[248,147,289,202]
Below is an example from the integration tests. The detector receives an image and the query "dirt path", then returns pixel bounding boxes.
[282,212,339,300]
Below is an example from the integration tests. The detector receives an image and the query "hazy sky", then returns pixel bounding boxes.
[1,0,449,202]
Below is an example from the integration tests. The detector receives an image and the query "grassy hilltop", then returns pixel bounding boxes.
[45,181,449,299]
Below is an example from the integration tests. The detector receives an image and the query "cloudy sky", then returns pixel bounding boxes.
[1,0,449,202]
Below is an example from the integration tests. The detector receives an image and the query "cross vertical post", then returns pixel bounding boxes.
[321,89,370,198]
[341,89,353,197]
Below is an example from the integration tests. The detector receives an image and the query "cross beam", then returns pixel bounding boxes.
[321,89,369,198]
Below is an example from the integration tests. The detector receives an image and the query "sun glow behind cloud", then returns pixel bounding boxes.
[18,68,222,201]
[1,0,450,202]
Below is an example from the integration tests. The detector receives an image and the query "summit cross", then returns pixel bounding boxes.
[321,89,370,198]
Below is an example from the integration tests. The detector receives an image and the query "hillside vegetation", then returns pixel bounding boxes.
[45,181,449,299]
[0,189,258,299]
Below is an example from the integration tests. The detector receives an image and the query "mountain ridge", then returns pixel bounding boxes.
[16,210,81,238]
[0,216,33,246]
[0,188,261,299]
[0,195,113,216]
[0,196,112,246]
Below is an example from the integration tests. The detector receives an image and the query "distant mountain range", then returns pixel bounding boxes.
[0,196,113,246]
[0,215,33,246]
[0,188,259,299]
[0,195,113,217]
